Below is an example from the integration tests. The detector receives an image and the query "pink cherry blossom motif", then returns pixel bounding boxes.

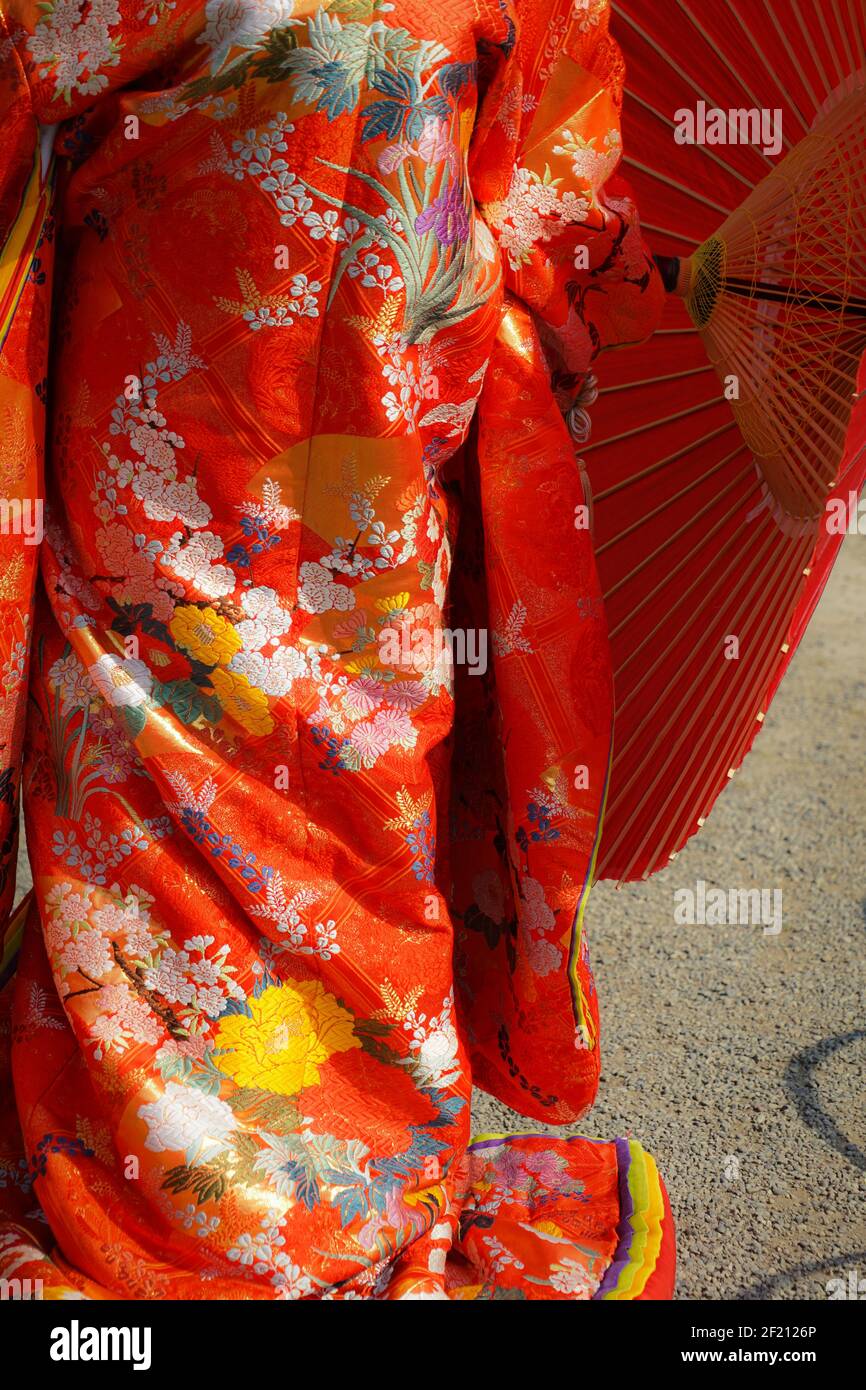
[59,928,114,980]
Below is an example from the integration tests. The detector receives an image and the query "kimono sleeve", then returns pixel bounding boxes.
[470,0,664,400]
[0,7,50,930]
[0,1,211,123]
[0,0,210,934]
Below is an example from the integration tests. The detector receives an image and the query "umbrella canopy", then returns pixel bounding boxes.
[587,0,866,880]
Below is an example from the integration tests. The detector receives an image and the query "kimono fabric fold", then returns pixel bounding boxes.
[0,0,675,1298]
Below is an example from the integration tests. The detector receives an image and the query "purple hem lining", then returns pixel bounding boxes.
[592,1137,634,1299]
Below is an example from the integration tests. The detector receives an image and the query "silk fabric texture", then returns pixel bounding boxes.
[0,0,674,1298]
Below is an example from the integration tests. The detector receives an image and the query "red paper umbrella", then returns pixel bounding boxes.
[586,0,866,881]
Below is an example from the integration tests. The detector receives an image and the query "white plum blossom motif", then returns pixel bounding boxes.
[138,1081,238,1163]
[230,644,308,697]
[297,561,355,615]
[404,993,461,1089]
[198,0,297,75]
[132,472,212,528]
[28,0,122,101]
[161,530,235,599]
[549,1257,598,1297]
[88,655,152,708]
[234,586,293,650]
[128,411,184,472]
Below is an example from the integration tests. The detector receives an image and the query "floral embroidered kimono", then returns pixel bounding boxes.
[0,0,675,1298]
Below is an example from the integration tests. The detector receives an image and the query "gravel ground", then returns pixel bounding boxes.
[14,541,864,1301]
[473,535,866,1300]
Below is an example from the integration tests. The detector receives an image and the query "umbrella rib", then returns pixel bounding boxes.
[709,305,857,491]
[676,0,788,156]
[830,0,857,76]
[607,530,809,875]
[602,460,750,596]
[765,0,820,115]
[634,536,814,875]
[612,482,768,684]
[639,221,702,246]
[625,89,756,189]
[793,0,832,96]
[598,363,715,394]
[622,157,731,216]
[594,421,739,502]
[814,1,845,88]
[612,1,779,163]
[844,0,866,70]
[600,444,739,564]
[721,0,810,139]
[619,526,799,789]
[581,394,727,453]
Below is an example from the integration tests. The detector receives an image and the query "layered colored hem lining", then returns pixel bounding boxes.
[593,1137,676,1300]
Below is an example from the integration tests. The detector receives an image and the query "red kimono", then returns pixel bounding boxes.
[0,0,674,1298]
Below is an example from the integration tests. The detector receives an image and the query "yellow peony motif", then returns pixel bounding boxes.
[208,667,274,736]
[170,605,242,666]
[213,980,360,1096]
